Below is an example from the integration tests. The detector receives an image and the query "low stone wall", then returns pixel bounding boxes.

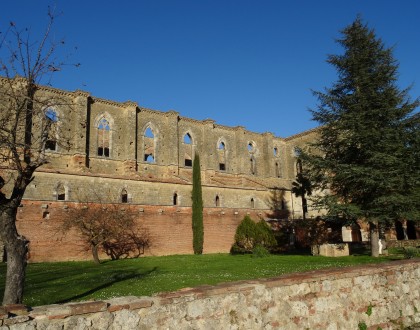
[1,260,419,329]
[387,239,420,249]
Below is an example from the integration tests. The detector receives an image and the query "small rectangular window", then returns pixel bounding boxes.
[104,147,110,157]
[98,147,103,156]
[219,163,226,171]
[185,159,192,167]
[45,140,57,151]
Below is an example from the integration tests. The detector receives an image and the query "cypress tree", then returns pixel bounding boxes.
[192,152,204,254]
[303,17,420,256]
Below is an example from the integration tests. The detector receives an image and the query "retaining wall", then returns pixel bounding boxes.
[1,260,419,329]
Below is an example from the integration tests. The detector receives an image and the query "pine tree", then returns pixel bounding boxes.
[192,152,204,254]
[303,17,420,257]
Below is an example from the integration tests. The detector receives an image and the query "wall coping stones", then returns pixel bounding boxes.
[0,259,419,329]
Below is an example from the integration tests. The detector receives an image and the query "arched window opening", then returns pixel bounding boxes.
[250,198,255,209]
[184,133,192,144]
[250,157,256,175]
[184,156,192,167]
[144,127,154,138]
[247,142,253,152]
[145,154,154,163]
[56,183,65,201]
[144,126,156,163]
[215,195,220,207]
[98,117,110,157]
[275,162,280,178]
[218,141,226,171]
[45,108,58,151]
[296,159,303,174]
[173,193,178,206]
[273,147,278,157]
[121,189,128,203]
[184,133,193,167]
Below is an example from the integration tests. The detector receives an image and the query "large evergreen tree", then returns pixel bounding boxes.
[191,152,204,254]
[303,17,419,257]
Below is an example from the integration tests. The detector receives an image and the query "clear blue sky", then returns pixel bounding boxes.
[2,1,419,138]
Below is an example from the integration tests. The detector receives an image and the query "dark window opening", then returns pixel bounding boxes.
[57,193,65,201]
[45,140,57,151]
[121,189,128,203]
[251,198,255,209]
[185,159,192,167]
[173,193,178,206]
[215,195,220,207]
[219,163,226,171]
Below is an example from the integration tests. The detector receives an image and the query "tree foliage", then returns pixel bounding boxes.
[61,189,150,264]
[231,215,276,254]
[291,170,313,221]
[191,152,204,254]
[302,17,419,256]
[0,8,76,304]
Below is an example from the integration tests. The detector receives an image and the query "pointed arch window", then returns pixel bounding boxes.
[250,157,256,175]
[215,195,220,207]
[184,133,193,167]
[144,126,156,163]
[275,162,281,178]
[218,141,226,171]
[296,159,303,175]
[121,189,128,203]
[250,198,255,209]
[97,117,111,157]
[173,193,178,206]
[56,183,66,201]
[45,108,58,152]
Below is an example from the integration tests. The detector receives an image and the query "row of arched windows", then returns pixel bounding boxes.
[53,183,257,208]
[44,109,284,177]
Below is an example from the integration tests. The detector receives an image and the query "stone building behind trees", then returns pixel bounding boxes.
[0,82,417,262]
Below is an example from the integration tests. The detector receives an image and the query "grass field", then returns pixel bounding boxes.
[0,253,395,306]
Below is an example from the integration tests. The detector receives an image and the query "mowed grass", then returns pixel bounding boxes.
[0,253,393,306]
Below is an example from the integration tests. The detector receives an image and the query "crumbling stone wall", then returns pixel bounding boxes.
[1,260,419,329]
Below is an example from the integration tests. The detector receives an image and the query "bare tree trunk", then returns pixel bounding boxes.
[0,204,29,305]
[370,221,379,258]
[91,244,101,264]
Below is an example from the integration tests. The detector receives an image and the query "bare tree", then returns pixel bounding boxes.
[61,189,151,264]
[0,8,75,304]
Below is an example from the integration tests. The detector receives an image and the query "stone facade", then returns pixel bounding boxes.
[0,260,419,329]
[0,83,322,261]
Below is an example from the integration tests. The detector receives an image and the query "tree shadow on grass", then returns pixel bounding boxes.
[55,266,158,304]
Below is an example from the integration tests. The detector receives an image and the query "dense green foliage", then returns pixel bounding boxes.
[231,216,276,254]
[291,171,313,221]
[192,153,204,254]
[0,254,392,307]
[302,18,420,231]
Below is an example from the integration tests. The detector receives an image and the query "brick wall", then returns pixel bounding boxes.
[16,201,266,262]
[1,260,419,329]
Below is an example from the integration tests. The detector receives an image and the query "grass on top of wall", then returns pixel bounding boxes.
[0,253,393,307]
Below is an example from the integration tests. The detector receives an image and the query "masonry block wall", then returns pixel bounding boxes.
[0,83,321,261]
[1,260,419,329]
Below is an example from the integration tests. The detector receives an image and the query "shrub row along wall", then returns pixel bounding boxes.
[1,260,419,329]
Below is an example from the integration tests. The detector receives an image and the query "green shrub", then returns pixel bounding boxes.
[252,245,270,258]
[231,216,276,254]
[403,247,419,259]
[255,220,277,249]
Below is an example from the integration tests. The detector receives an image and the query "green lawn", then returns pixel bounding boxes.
[0,253,393,306]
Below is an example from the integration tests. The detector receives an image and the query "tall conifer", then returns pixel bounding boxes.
[303,17,419,256]
[192,152,204,254]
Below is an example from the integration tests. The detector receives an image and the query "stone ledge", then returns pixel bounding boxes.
[0,259,418,328]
